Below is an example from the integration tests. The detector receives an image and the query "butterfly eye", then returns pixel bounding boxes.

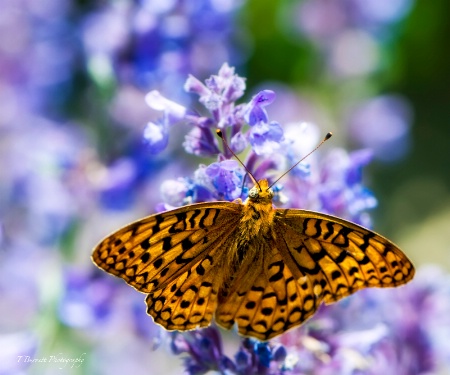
[248,187,259,199]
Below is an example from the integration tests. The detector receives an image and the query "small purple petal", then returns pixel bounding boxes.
[218,63,246,102]
[244,90,276,125]
[230,132,247,154]
[170,333,190,355]
[199,91,223,112]
[183,127,220,156]
[249,121,284,155]
[255,342,272,368]
[143,121,169,154]
[272,345,288,362]
[160,179,189,207]
[235,350,251,369]
[184,74,210,96]
[217,62,235,78]
[347,149,373,185]
[145,90,187,122]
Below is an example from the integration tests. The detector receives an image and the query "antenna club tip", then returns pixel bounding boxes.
[325,132,333,140]
[216,129,223,138]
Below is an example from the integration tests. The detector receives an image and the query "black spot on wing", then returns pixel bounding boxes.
[162,237,172,251]
[140,238,151,250]
[154,258,163,269]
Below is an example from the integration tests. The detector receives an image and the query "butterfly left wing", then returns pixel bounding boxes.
[92,202,242,331]
[145,232,238,331]
[273,208,415,305]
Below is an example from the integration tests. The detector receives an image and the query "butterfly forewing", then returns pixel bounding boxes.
[92,202,241,294]
[275,209,415,302]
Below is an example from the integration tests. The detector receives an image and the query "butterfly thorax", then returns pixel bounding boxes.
[221,180,276,294]
[238,179,276,239]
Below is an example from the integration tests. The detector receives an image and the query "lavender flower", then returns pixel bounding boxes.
[142,65,380,236]
[171,327,289,375]
[146,64,285,160]
[82,0,245,97]
[171,327,234,374]
[144,64,292,208]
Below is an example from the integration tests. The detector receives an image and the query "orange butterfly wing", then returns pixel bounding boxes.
[214,208,415,340]
[92,202,241,331]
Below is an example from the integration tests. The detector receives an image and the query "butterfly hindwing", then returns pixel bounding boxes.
[145,235,232,331]
[215,239,323,341]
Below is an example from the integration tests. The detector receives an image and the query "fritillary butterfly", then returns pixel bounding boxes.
[92,133,414,340]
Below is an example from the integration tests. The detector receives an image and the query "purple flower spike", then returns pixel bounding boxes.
[170,327,233,375]
[244,90,276,125]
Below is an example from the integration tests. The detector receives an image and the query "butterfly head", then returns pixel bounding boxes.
[248,179,274,202]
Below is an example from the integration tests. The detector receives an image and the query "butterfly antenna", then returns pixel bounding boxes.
[269,132,333,189]
[216,129,261,191]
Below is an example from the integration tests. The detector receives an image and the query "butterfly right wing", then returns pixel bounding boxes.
[274,209,415,305]
[215,208,415,341]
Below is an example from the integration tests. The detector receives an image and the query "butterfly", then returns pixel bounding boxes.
[92,176,415,340]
